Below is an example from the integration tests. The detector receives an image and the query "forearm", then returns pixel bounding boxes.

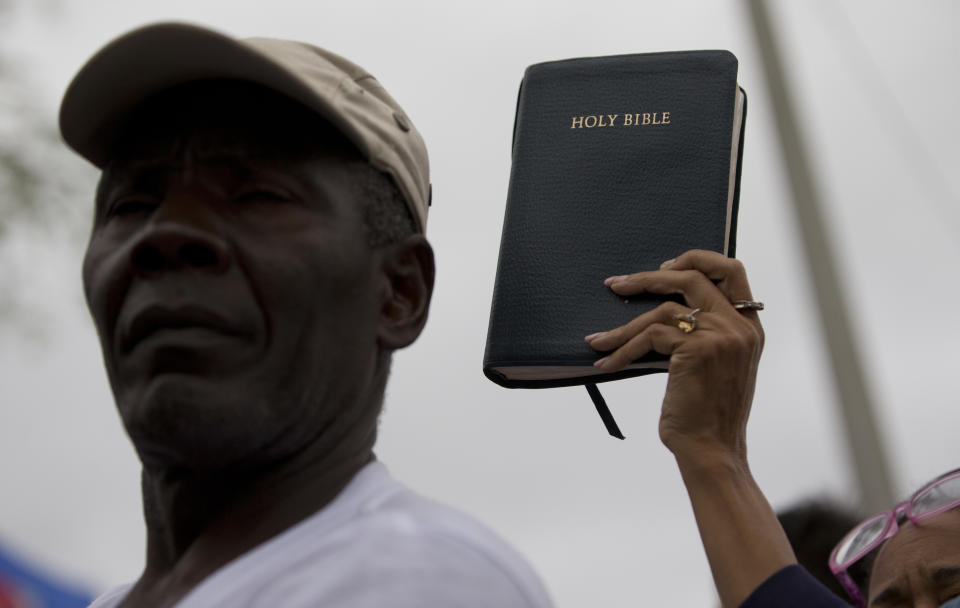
[675,450,796,608]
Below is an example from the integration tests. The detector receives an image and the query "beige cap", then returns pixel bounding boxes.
[59,22,430,232]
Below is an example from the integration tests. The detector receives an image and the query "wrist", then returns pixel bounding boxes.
[670,441,750,480]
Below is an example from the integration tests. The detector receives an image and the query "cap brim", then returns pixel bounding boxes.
[59,22,368,168]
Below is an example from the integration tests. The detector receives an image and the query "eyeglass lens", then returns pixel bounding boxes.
[834,513,891,566]
[912,472,960,518]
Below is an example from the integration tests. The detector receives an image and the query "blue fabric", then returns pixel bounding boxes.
[740,564,852,608]
[0,540,92,608]
[940,596,960,608]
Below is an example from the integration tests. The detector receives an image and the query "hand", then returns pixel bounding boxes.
[586,251,795,606]
[585,249,764,465]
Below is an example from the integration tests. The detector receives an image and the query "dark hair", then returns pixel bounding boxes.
[353,164,417,248]
[777,498,862,598]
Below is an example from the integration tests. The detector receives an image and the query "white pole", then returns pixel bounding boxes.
[744,0,896,513]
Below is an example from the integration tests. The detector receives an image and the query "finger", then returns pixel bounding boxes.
[663,250,765,332]
[586,300,690,352]
[659,249,754,303]
[593,323,684,372]
[606,269,731,312]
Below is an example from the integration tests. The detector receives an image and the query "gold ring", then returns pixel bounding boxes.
[672,308,701,333]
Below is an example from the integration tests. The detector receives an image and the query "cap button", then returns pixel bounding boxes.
[393,111,411,132]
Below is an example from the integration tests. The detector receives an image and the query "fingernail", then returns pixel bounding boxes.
[660,258,677,269]
[584,332,603,342]
[593,357,607,368]
[604,275,626,286]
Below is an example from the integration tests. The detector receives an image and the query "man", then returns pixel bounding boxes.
[60,23,552,607]
[62,20,846,608]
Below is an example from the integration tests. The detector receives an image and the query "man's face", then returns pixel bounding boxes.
[83,84,386,472]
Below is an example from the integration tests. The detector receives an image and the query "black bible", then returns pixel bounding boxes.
[482,51,746,437]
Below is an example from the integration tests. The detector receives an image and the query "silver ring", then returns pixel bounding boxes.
[672,308,701,333]
[732,300,764,312]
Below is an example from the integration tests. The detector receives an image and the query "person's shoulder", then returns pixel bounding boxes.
[87,583,133,608]
[740,565,852,608]
[179,461,554,608]
[325,466,553,607]
[264,462,552,608]
[364,475,520,553]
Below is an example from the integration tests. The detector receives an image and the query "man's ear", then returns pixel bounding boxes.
[377,234,435,350]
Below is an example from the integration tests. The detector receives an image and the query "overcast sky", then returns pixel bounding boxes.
[1,1,958,605]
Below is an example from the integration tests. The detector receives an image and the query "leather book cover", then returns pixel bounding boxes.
[483,50,746,389]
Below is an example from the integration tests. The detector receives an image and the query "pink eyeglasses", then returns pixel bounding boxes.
[829,468,960,606]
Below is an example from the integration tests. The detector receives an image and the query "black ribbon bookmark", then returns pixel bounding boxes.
[585,383,624,439]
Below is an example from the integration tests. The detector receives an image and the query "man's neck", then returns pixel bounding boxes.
[124,428,375,608]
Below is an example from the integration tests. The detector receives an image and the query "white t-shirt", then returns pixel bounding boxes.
[89,461,553,607]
